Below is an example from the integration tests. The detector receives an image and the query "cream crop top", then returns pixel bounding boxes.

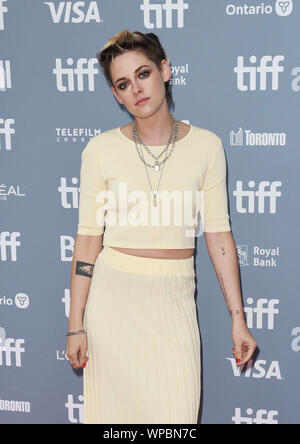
[76,124,231,248]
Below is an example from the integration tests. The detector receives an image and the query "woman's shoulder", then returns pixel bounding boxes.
[190,123,222,145]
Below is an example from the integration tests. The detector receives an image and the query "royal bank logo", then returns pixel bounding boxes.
[170,63,189,86]
[230,128,286,147]
[236,245,249,266]
[0,0,7,30]
[44,1,103,23]
[140,0,189,29]
[226,1,293,17]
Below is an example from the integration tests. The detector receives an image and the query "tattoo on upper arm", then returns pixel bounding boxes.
[221,247,226,256]
[76,261,94,278]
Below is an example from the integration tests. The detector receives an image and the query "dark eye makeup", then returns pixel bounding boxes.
[118,71,151,90]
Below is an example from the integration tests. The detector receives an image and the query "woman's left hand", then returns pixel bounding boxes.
[232,322,257,367]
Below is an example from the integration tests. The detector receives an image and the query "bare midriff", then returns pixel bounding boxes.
[109,247,194,259]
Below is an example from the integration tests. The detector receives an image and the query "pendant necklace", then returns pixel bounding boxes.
[132,116,178,207]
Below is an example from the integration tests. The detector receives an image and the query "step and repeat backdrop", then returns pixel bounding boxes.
[1,0,299,424]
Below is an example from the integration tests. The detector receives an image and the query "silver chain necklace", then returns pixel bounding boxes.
[132,116,178,207]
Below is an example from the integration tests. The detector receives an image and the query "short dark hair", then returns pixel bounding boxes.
[97,29,174,110]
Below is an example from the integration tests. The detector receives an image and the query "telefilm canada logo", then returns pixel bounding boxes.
[55,127,102,143]
[226,0,293,16]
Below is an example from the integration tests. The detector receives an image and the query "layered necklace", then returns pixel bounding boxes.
[132,115,178,207]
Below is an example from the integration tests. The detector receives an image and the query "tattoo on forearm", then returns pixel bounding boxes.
[76,261,94,278]
[219,272,230,313]
[221,246,226,256]
[81,308,85,323]
[219,272,240,317]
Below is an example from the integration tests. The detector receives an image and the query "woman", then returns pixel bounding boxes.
[66,30,257,424]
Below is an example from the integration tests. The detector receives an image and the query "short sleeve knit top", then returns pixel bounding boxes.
[77,124,231,248]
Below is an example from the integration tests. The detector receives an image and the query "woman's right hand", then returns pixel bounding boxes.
[66,333,89,370]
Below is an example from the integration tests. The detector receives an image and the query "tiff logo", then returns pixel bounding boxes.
[44,1,102,23]
[0,338,25,367]
[65,394,84,424]
[58,177,79,208]
[232,408,278,424]
[244,298,279,330]
[0,60,11,91]
[234,55,284,91]
[0,118,15,150]
[0,0,7,30]
[62,289,70,317]
[233,180,282,214]
[0,232,21,261]
[140,0,189,29]
[53,58,99,92]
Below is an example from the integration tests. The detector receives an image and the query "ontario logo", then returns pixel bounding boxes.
[226,1,293,17]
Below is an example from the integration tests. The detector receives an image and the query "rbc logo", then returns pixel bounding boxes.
[140,0,189,29]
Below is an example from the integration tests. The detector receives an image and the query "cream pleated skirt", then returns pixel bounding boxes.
[82,246,201,424]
